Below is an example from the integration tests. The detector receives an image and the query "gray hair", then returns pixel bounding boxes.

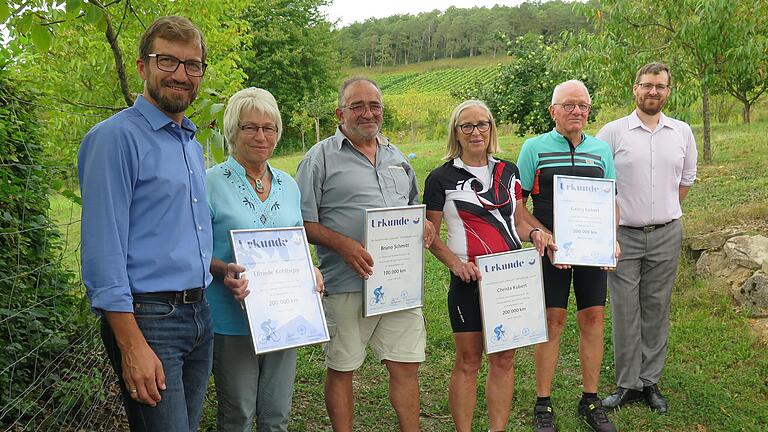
[337,77,381,107]
[444,99,499,161]
[223,87,282,154]
[551,79,592,105]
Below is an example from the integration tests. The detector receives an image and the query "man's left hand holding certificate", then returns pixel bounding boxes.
[229,227,329,354]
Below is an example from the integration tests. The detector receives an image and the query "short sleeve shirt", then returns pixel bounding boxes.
[295,128,419,294]
[206,157,302,335]
[516,129,616,230]
[424,156,524,263]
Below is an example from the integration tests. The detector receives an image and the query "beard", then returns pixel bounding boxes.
[147,78,198,115]
[636,95,667,116]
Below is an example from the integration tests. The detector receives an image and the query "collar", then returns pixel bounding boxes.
[628,110,675,131]
[333,126,389,150]
[134,95,198,133]
[452,154,499,170]
[549,128,585,146]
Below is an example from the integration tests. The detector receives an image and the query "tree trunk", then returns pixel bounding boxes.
[743,101,751,124]
[98,1,133,107]
[300,130,305,152]
[314,117,321,144]
[701,84,712,163]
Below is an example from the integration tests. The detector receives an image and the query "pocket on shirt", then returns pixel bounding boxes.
[385,165,410,198]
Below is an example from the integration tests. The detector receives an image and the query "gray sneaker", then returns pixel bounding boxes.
[533,403,557,432]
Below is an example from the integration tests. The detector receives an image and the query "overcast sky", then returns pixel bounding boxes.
[321,0,529,28]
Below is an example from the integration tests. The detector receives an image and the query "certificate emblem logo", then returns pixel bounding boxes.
[373,285,385,304]
[528,258,537,265]
[259,319,281,343]
[493,324,507,342]
[412,217,420,224]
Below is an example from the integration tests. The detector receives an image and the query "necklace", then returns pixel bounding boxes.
[245,168,267,194]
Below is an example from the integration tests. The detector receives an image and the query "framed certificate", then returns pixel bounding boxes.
[362,205,425,317]
[477,248,548,353]
[230,227,329,354]
[552,175,617,267]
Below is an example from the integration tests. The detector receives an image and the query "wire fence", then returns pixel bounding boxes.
[0,161,129,432]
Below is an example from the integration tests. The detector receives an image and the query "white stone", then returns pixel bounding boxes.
[723,235,768,270]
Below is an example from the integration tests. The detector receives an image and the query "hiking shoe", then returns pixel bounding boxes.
[578,399,617,432]
[533,403,557,432]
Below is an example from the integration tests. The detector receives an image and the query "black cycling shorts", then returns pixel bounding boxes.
[447,273,482,333]
[542,254,607,310]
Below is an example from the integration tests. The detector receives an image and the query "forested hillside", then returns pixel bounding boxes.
[336,0,592,67]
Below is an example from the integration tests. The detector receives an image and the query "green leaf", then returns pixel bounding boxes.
[0,2,10,23]
[17,12,34,34]
[84,3,102,25]
[66,0,84,17]
[30,24,51,52]
[61,189,82,206]
[209,103,225,116]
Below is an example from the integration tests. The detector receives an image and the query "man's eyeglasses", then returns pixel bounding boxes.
[553,103,591,113]
[239,124,278,137]
[341,103,383,116]
[637,83,671,91]
[471,178,511,210]
[458,121,491,135]
[148,53,207,77]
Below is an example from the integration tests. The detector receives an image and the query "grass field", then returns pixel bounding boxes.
[50,119,768,431]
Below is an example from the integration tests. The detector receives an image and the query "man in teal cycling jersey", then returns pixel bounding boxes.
[517,80,619,432]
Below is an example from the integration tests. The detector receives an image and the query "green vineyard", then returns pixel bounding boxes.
[376,66,500,95]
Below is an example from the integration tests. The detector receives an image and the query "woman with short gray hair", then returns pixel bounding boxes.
[206,87,322,431]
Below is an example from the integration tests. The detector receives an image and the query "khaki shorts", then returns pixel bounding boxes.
[322,292,426,372]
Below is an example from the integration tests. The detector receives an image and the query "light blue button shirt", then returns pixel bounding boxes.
[206,156,302,335]
[78,96,213,313]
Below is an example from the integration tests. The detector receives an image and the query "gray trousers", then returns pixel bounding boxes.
[608,219,682,390]
[213,334,297,432]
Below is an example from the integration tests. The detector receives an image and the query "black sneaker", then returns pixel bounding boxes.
[533,403,557,432]
[578,399,617,432]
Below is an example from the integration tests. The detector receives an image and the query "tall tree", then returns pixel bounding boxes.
[569,0,768,163]
[240,0,339,151]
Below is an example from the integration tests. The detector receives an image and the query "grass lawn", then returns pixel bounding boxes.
[50,120,768,431]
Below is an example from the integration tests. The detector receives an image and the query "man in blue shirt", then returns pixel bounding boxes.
[78,16,213,432]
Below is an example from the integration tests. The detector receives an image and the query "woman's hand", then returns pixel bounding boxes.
[531,229,557,257]
[450,260,482,283]
[223,263,249,300]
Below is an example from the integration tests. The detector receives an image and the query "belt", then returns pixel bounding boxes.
[624,220,675,233]
[133,287,204,304]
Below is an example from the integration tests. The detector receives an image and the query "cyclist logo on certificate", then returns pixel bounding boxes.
[259,319,281,343]
[372,285,385,304]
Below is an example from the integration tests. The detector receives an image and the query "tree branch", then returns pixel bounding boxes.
[59,96,127,112]
[90,0,134,107]
[619,14,674,34]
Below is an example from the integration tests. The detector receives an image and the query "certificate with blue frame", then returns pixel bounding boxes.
[363,205,425,317]
[477,248,548,354]
[552,175,617,267]
[230,227,329,354]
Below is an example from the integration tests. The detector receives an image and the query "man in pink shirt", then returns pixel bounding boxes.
[596,62,698,414]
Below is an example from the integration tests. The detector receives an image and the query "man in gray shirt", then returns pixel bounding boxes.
[597,63,697,414]
[295,77,434,432]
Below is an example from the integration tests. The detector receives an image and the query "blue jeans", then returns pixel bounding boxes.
[101,296,214,432]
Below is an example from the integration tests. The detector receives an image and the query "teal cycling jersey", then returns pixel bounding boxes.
[517,128,616,230]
